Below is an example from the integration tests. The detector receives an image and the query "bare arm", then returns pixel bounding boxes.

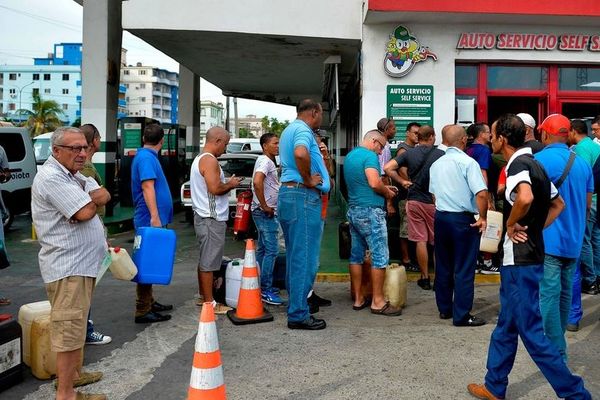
[587,192,592,219]
[200,155,241,196]
[481,168,488,186]
[71,202,97,222]
[544,195,565,228]
[141,179,161,227]
[294,145,321,188]
[89,187,111,207]
[365,168,397,199]
[506,183,534,243]
[253,172,274,217]
[470,190,488,233]
[384,159,411,189]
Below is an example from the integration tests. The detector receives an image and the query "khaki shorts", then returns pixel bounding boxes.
[45,276,94,352]
[398,199,408,239]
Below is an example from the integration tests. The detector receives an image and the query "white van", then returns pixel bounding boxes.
[226,138,261,153]
[0,127,37,228]
[32,131,53,165]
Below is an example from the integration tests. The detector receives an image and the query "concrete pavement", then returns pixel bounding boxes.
[1,213,598,399]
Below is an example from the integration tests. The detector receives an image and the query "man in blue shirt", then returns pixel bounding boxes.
[429,124,488,327]
[535,114,593,361]
[131,124,174,324]
[345,130,400,315]
[279,99,330,330]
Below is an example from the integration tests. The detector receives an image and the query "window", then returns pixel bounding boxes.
[559,67,600,91]
[487,66,548,90]
[62,74,69,81]
[8,89,16,94]
[124,83,129,88]
[201,108,206,116]
[9,73,16,80]
[8,103,15,110]
[44,88,51,94]
[140,97,146,102]
[455,65,478,89]
[126,97,130,102]
[139,69,146,75]
[0,132,26,162]
[124,70,130,75]
[33,73,40,81]
[140,83,146,89]
[33,88,39,95]
[44,74,51,81]
[62,104,68,110]
[62,89,69,94]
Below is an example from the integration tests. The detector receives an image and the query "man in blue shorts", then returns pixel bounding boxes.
[345,130,400,315]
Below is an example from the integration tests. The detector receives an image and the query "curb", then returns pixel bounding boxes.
[316,272,501,284]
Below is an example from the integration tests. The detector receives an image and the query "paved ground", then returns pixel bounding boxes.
[1,212,599,399]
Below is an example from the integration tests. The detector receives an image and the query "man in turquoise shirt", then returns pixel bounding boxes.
[278,99,330,330]
[344,130,400,315]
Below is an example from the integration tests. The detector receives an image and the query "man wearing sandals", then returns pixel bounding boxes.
[32,127,108,400]
[344,130,401,316]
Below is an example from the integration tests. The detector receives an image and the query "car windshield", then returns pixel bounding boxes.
[219,158,256,178]
[33,138,51,164]
[226,143,244,153]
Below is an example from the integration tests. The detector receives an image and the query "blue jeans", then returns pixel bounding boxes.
[278,187,323,323]
[569,262,582,325]
[433,211,480,324]
[252,209,279,291]
[347,206,389,268]
[579,196,600,286]
[539,255,576,362]
[485,264,590,400]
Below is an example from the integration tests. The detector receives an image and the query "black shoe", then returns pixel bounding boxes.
[404,262,420,273]
[417,278,431,290]
[151,301,173,312]
[287,316,326,330]
[309,302,320,314]
[308,292,332,307]
[454,315,486,327]
[135,311,172,324]
[566,323,579,332]
[582,281,600,295]
[439,312,453,320]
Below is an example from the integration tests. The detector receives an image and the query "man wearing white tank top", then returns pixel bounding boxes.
[191,127,242,314]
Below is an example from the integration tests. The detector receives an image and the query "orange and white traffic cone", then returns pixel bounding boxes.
[188,302,226,400]
[227,239,274,325]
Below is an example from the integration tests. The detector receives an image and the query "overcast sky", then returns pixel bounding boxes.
[0,0,296,121]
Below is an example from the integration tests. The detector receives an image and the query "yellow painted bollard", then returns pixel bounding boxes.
[31,224,37,240]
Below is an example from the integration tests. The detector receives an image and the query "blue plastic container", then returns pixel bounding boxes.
[132,227,177,285]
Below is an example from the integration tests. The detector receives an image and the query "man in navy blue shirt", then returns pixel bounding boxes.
[534,114,593,361]
[131,124,174,324]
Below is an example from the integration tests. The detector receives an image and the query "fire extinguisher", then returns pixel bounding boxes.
[233,190,253,235]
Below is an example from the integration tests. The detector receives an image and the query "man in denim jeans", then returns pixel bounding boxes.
[534,114,593,361]
[251,133,284,306]
[279,99,330,330]
[345,130,400,315]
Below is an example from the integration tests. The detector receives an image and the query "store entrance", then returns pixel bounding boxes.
[487,96,542,125]
[560,101,600,120]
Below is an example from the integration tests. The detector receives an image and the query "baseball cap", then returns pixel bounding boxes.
[516,113,536,129]
[538,114,570,136]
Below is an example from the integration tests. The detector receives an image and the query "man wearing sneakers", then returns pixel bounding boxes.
[192,127,242,314]
[251,132,284,306]
[467,114,591,400]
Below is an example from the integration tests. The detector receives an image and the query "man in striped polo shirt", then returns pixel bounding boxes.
[32,126,109,400]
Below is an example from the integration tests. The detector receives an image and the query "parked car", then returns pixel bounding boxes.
[226,138,261,153]
[0,127,37,229]
[181,152,260,223]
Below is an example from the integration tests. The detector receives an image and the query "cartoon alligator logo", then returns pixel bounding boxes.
[384,25,437,78]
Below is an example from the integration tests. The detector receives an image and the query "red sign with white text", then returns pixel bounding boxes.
[457,32,600,52]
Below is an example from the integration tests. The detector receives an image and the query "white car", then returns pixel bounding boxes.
[181,152,259,222]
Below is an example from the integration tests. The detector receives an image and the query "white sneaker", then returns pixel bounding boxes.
[86,331,112,345]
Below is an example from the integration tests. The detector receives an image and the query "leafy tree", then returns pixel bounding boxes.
[71,117,81,128]
[18,93,64,137]
[261,116,290,136]
[238,127,251,138]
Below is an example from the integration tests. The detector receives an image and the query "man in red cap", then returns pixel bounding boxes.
[534,114,593,362]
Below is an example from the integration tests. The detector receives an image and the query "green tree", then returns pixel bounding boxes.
[71,117,81,128]
[261,116,290,136]
[18,93,64,137]
[238,127,251,138]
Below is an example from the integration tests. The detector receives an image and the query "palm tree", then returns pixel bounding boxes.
[18,93,64,137]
